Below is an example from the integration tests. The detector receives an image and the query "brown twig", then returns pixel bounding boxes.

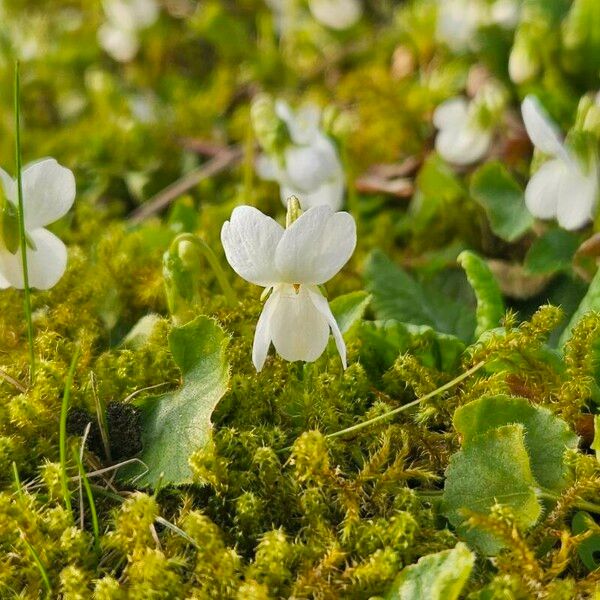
[128,146,243,224]
[0,367,27,393]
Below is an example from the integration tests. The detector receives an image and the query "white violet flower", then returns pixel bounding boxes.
[0,158,76,290]
[308,0,362,30]
[221,203,356,371]
[521,96,599,230]
[257,101,345,211]
[98,0,159,62]
[437,0,519,52]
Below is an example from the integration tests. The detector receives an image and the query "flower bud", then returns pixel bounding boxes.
[575,94,600,138]
[508,27,540,84]
[285,196,303,227]
[251,94,287,156]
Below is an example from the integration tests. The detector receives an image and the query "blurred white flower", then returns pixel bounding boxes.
[221,204,356,371]
[437,0,519,52]
[308,0,362,30]
[433,83,507,166]
[522,96,599,231]
[0,159,76,290]
[98,0,159,62]
[257,101,345,211]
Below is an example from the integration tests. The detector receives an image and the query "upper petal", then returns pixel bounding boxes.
[221,205,283,286]
[283,144,336,193]
[20,159,76,230]
[275,205,356,285]
[521,96,568,160]
[524,158,565,220]
[269,285,330,363]
[307,287,347,368]
[0,228,67,290]
[556,165,598,231]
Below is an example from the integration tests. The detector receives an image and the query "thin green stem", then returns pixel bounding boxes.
[14,62,35,383]
[60,347,81,514]
[170,233,237,306]
[538,488,600,515]
[324,361,485,441]
[12,461,24,502]
[72,448,100,557]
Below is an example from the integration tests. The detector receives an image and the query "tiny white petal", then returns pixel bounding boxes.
[256,154,280,181]
[308,0,362,30]
[98,23,140,62]
[252,289,279,372]
[307,287,347,368]
[20,159,76,230]
[524,159,565,220]
[269,285,330,363]
[521,96,569,160]
[435,123,491,165]
[0,228,67,290]
[275,205,356,285]
[283,145,336,193]
[221,205,283,286]
[433,97,469,130]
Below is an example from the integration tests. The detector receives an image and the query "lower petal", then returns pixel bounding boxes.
[556,167,598,231]
[252,289,279,372]
[524,159,565,220]
[0,228,67,290]
[269,285,330,363]
[307,287,347,368]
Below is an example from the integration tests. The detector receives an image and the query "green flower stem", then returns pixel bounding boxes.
[538,488,600,515]
[60,346,81,514]
[170,233,237,306]
[20,531,52,597]
[324,361,486,441]
[14,62,35,383]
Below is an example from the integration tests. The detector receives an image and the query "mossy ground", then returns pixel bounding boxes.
[1,0,600,598]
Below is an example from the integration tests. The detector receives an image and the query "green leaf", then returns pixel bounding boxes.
[364,250,476,342]
[453,395,578,492]
[524,229,579,275]
[359,320,466,374]
[330,291,371,334]
[470,161,534,242]
[443,424,542,555]
[130,316,230,488]
[572,511,600,571]
[458,250,504,339]
[559,268,600,347]
[385,542,475,600]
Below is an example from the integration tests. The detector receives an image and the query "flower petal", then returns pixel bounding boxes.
[307,287,347,368]
[524,158,565,220]
[221,205,283,287]
[521,96,568,160]
[269,285,330,362]
[284,143,339,193]
[433,97,469,130]
[276,101,320,145]
[280,173,344,211]
[275,205,356,285]
[0,167,15,201]
[252,288,279,372]
[0,228,67,290]
[555,166,598,231]
[20,159,76,230]
[256,154,280,181]
[436,123,491,165]
[308,0,362,30]
[98,23,140,62]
